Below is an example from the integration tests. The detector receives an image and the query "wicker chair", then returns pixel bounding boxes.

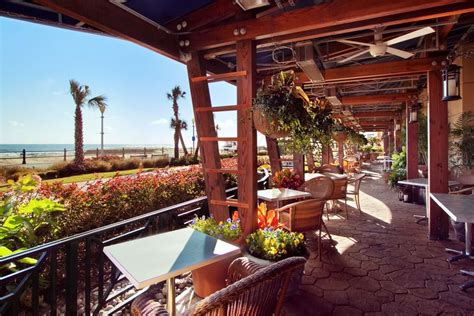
[346,174,366,214]
[317,164,343,174]
[131,256,307,316]
[327,178,349,219]
[298,175,335,201]
[276,199,329,260]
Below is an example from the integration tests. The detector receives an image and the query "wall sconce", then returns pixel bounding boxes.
[409,103,419,123]
[442,64,462,101]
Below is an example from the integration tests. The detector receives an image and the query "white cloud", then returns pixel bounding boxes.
[52,90,67,96]
[215,119,235,130]
[9,121,24,127]
[151,118,168,126]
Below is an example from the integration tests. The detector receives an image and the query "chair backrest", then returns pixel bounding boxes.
[190,257,307,316]
[318,164,343,174]
[329,178,348,200]
[278,198,326,232]
[351,174,366,193]
[299,175,335,201]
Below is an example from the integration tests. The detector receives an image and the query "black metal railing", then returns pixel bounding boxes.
[0,170,269,315]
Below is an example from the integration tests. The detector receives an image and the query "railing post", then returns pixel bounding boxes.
[64,148,67,162]
[96,148,99,158]
[65,242,78,315]
[144,147,147,157]
[22,149,26,164]
[122,147,125,159]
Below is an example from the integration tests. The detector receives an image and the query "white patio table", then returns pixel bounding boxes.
[104,227,240,315]
[257,188,312,208]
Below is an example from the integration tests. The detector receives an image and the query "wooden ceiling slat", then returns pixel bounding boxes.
[35,0,180,61]
[184,0,471,51]
[341,93,411,105]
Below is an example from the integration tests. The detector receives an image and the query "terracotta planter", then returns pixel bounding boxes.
[243,250,305,296]
[253,108,290,139]
[332,131,347,142]
[192,252,241,298]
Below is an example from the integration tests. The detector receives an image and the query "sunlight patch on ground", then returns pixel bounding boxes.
[331,234,357,254]
[357,188,393,224]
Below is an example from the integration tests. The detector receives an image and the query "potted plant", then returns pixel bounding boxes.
[245,226,306,295]
[190,213,242,297]
[253,71,311,140]
[332,122,348,142]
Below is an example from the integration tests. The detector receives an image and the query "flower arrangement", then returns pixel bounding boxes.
[246,228,305,261]
[257,202,278,229]
[190,212,242,241]
[272,169,303,190]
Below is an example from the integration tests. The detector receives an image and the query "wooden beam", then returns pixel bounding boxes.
[297,57,442,83]
[293,154,305,179]
[266,137,282,175]
[427,70,449,240]
[353,111,397,118]
[203,2,474,58]
[405,104,419,179]
[34,0,179,61]
[342,93,412,105]
[166,0,237,32]
[185,0,469,51]
[236,40,258,237]
[187,52,228,222]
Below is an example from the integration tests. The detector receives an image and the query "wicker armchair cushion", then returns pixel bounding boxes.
[299,175,334,201]
[131,256,307,316]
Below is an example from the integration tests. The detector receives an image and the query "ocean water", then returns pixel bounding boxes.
[0,144,174,154]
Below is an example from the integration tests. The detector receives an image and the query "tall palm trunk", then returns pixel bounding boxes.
[179,131,189,156]
[173,103,180,159]
[194,140,200,159]
[74,105,84,166]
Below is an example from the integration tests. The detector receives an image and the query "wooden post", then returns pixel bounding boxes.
[388,130,394,155]
[337,140,344,168]
[406,102,419,179]
[427,70,449,240]
[64,148,67,161]
[293,153,305,178]
[236,39,258,236]
[187,52,228,222]
[383,133,389,155]
[266,137,282,175]
[122,147,125,159]
[321,144,331,165]
[22,149,26,165]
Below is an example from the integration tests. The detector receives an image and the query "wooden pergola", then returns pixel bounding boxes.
[3,0,473,239]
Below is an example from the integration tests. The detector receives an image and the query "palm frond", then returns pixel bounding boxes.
[88,95,108,113]
[69,79,90,107]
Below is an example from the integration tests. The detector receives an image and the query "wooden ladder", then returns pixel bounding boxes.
[186,45,257,235]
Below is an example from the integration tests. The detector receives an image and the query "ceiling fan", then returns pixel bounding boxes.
[336,27,435,64]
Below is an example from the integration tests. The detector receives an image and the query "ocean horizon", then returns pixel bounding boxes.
[0,144,176,154]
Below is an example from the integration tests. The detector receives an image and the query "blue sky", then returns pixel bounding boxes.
[0,17,256,146]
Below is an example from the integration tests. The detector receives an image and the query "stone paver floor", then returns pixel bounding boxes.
[283,164,474,315]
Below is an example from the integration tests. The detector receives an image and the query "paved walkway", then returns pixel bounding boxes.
[283,165,474,315]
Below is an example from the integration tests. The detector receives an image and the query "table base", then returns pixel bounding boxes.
[167,277,176,316]
[413,214,427,224]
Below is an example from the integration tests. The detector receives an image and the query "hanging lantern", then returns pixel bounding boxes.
[442,64,461,101]
[409,103,419,123]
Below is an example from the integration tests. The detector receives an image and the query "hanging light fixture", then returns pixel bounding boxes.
[442,64,462,101]
[395,119,401,131]
[409,103,419,123]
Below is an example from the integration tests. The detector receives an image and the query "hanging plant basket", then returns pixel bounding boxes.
[253,107,290,139]
[333,131,347,142]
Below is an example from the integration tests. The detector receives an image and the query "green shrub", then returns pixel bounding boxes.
[109,158,141,171]
[0,166,36,181]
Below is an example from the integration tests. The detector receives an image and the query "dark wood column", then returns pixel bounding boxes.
[406,102,419,179]
[236,39,258,236]
[388,130,394,155]
[427,70,449,240]
[186,52,228,222]
[266,137,282,175]
[383,133,389,155]
[293,153,305,178]
[337,141,344,168]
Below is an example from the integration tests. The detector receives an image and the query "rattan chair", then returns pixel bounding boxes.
[327,178,349,219]
[131,256,307,316]
[299,175,335,201]
[276,199,330,260]
[346,174,366,214]
[317,164,343,174]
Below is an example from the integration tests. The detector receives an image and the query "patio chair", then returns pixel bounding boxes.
[327,178,349,219]
[298,174,335,201]
[131,256,307,316]
[346,174,366,214]
[317,164,344,174]
[276,199,330,260]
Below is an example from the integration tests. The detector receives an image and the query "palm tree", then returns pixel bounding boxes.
[167,86,187,159]
[170,118,189,157]
[88,96,108,156]
[69,79,107,167]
